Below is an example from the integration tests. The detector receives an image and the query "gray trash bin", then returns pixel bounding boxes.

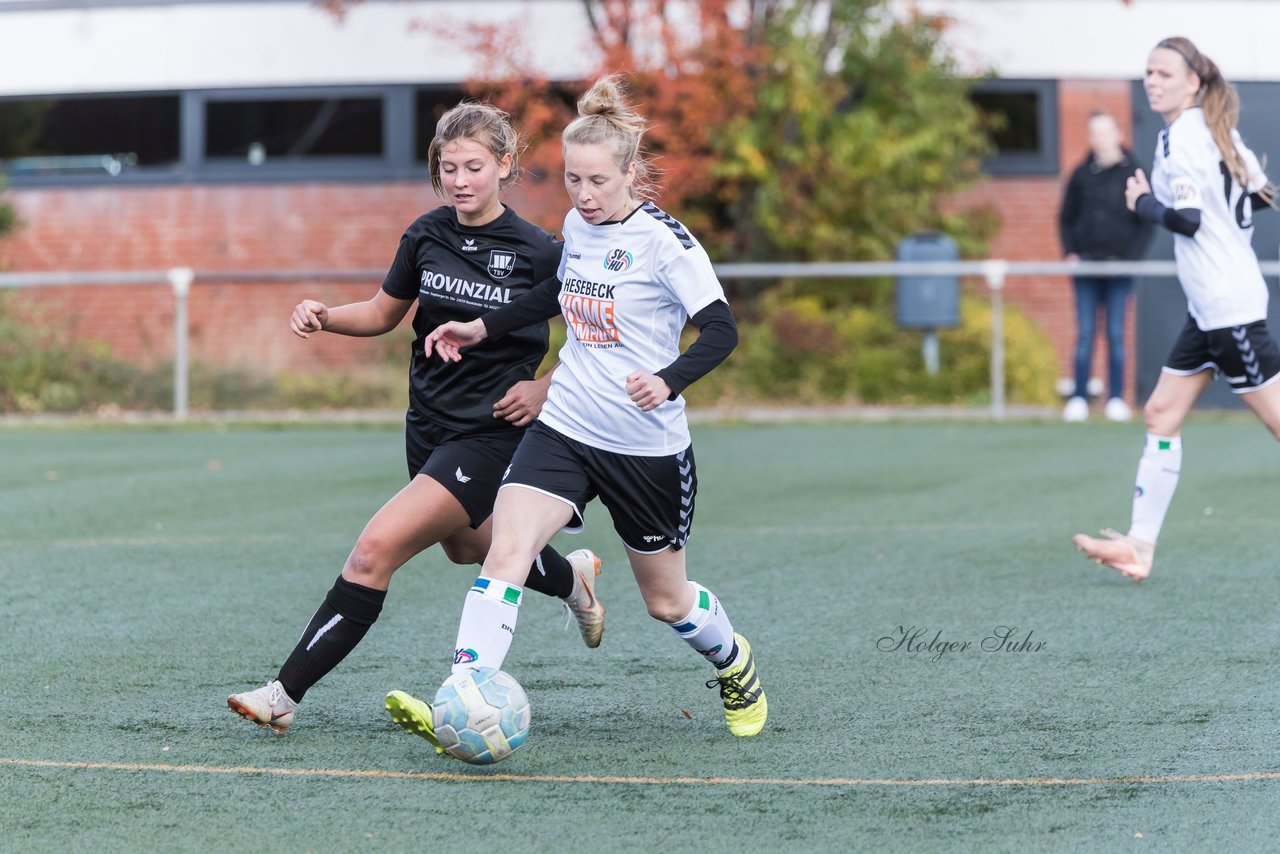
[896,232,960,374]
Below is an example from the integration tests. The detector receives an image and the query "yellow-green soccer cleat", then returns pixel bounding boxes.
[385,690,445,755]
[706,633,768,737]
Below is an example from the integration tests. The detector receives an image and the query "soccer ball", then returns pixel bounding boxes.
[432,668,531,765]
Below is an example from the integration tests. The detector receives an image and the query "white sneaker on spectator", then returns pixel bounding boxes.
[1104,397,1132,422]
[1062,397,1089,423]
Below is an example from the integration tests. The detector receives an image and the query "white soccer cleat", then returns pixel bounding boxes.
[1073,528,1154,582]
[563,549,605,648]
[1062,396,1089,423]
[227,679,298,733]
[1104,397,1132,422]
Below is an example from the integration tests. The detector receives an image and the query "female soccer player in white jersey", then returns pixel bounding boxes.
[1074,37,1280,581]
[395,75,767,740]
[226,103,605,735]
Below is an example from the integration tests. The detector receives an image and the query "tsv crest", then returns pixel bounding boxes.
[488,250,516,279]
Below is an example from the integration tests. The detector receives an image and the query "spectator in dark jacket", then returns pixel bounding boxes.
[1059,110,1153,422]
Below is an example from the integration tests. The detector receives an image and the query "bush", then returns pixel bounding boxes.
[0,293,407,414]
[683,290,1058,408]
[0,290,1056,415]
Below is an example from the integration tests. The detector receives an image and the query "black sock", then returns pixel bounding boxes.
[276,577,386,702]
[522,545,574,599]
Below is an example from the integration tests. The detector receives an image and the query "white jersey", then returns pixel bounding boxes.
[538,202,727,456]
[1151,107,1269,330]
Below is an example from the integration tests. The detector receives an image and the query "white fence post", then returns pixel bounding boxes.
[981,260,1009,421]
[167,267,194,421]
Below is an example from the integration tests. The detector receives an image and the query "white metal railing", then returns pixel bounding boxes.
[3,260,1279,421]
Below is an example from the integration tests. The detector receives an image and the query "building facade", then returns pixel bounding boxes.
[2,0,1278,399]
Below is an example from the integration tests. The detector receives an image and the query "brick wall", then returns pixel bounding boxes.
[2,183,455,372]
[0,79,1141,399]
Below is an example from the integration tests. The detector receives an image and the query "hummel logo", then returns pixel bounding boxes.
[642,534,665,543]
[461,238,478,253]
[567,251,582,259]
[455,467,471,483]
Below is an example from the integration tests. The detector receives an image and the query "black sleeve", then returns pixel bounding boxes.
[1135,193,1201,237]
[654,300,738,400]
[381,235,420,300]
[481,275,563,340]
[1058,169,1082,255]
[1127,210,1156,260]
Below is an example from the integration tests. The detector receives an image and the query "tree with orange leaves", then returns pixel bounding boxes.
[459,0,757,253]
[458,1,993,269]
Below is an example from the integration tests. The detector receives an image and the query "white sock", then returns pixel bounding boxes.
[1129,433,1182,544]
[451,577,522,675]
[667,582,736,669]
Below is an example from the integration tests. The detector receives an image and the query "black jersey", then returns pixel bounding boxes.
[382,205,562,436]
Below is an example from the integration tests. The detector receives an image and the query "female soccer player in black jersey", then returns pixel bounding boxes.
[227,103,604,734]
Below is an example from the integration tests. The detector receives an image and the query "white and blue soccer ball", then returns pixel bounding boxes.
[432,668,531,765]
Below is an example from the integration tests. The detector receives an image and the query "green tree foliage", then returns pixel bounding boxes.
[714,0,996,265]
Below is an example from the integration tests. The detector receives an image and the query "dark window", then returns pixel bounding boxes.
[205,97,383,161]
[0,94,180,176]
[414,87,470,161]
[972,91,1040,153]
[969,80,1058,176]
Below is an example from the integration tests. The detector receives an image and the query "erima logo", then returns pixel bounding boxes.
[461,238,479,253]
[455,467,471,483]
[488,250,516,279]
[454,648,478,664]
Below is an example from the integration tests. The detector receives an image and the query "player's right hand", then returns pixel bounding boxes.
[291,299,329,339]
[429,319,488,362]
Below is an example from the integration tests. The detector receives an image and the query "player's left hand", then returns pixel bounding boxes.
[494,377,550,426]
[625,371,671,412]
[1125,168,1151,211]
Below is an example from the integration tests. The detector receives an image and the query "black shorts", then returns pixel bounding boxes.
[501,421,697,553]
[1164,316,1280,394]
[406,411,524,528]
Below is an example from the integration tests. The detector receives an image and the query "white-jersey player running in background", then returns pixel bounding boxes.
[389,75,767,742]
[1074,36,1280,581]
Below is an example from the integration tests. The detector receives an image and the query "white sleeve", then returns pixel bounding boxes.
[658,245,726,318]
[1165,151,1202,211]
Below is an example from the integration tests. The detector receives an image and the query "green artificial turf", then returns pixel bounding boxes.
[1,418,1276,851]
